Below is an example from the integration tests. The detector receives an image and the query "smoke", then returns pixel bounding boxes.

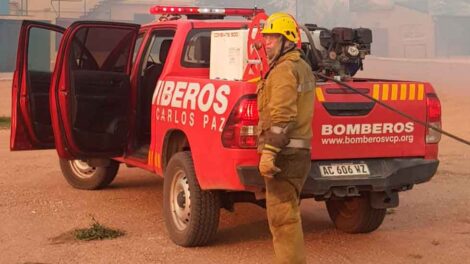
[198,0,470,59]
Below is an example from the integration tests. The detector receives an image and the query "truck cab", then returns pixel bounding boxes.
[10,6,441,247]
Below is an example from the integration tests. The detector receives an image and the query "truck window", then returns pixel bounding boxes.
[28,27,62,72]
[140,29,175,78]
[182,28,244,68]
[181,29,212,68]
[69,27,135,72]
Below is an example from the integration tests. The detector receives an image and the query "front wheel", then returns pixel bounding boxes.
[325,193,386,233]
[163,151,221,247]
[59,158,119,190]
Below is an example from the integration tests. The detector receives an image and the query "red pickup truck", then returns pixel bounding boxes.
[10,6,440,247]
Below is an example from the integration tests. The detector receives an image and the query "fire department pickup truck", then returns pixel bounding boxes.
[10,6,441,247]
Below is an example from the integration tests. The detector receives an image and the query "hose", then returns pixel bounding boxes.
[298,24,322,64]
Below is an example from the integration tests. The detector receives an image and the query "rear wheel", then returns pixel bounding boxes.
[163,151,221,247]
[325,193,386,233]
[59,158,119,190]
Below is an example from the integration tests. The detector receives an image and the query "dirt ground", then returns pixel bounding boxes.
[1,60,470,263]
[0,80,10,117]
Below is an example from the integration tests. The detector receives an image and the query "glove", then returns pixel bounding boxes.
[259,149,281,179]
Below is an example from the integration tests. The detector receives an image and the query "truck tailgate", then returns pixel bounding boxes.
[312,81,428,160]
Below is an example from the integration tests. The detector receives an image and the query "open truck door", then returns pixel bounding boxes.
[10,21,65,150]
[49,21,140,160]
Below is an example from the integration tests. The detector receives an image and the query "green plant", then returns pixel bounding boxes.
[74,217,125,241]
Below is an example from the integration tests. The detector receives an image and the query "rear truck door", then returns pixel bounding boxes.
[10,21,65,150]
[312,81,429,160]
[49,21,140,159]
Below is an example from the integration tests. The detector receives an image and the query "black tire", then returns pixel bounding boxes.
[59,158,119,190]
[163,151,221,247]
[325,193,386,234]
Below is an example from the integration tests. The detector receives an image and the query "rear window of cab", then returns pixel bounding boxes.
[181,28,244,68]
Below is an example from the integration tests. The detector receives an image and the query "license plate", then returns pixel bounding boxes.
[319,163,370,177]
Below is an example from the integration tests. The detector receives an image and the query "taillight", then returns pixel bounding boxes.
[426,94,441,144]
[222,96,258,148]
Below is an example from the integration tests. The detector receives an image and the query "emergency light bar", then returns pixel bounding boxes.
[149,5,265,18]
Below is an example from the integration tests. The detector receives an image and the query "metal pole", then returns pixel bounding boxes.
[84,0,86,16]
[58,0,61,18]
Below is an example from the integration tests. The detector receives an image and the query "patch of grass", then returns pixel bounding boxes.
[74,217,125,241]
[0,116,10,129]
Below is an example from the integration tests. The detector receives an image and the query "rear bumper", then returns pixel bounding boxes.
[237,158,439,199]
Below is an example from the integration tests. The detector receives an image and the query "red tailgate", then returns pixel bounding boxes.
[311,80,430,160]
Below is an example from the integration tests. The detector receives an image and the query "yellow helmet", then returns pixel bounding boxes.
[261,12,299,43]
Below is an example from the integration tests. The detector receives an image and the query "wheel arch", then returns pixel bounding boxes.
[162,129,191,173]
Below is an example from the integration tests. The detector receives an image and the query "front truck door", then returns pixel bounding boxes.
[50,21,140,159]
[10,21,65,150]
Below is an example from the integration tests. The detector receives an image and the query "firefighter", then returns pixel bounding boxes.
[257,12,315,264]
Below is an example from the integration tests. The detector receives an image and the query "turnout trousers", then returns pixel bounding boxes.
[264,148,311,264]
